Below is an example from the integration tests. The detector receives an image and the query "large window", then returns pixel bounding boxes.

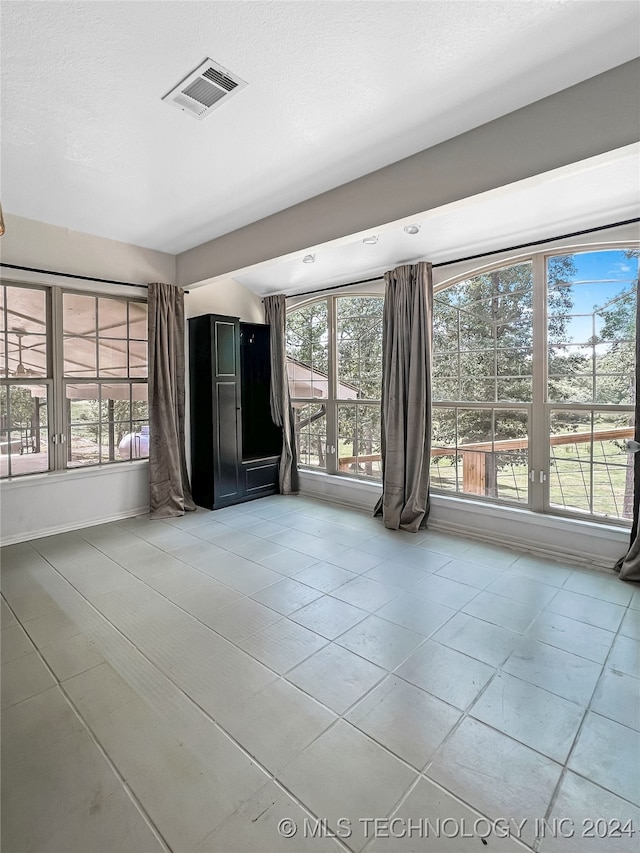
[433,247,638,523]
[0,282,148,478]
[287,245,638,527]
[545,249,637,520]
[432,262,533,504]
[287,294,384,479]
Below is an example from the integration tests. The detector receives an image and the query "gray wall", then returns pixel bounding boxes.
[177,59,640,287]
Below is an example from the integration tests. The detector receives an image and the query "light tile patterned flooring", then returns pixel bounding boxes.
[1,494,639,853]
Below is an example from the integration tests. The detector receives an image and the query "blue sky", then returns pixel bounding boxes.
[550,249,638,343]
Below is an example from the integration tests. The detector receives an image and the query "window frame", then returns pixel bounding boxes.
[0,279,148,479]
[287,291,384,481]
[433,242,638,526]
[287,241,638,527]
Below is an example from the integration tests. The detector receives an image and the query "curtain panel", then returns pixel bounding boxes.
[615,280,640,582]
[374,262,433,532]
[263,294,299,495]
[148,282,196,518]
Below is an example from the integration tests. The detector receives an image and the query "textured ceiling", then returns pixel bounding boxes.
[2,1,639,255]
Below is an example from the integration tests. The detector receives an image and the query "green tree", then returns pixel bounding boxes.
[431,256,578,496]
[286,296,384,472]
[433,256,577,428]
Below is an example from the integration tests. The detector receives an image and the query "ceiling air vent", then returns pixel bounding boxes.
[162,59,247,120]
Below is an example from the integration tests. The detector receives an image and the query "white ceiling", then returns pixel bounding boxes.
[2,1,639,257]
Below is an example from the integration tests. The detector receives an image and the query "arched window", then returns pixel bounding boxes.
[286,294,384,479]
[286,246,638,525]
[432,260,534,503]
[433,247,638,522]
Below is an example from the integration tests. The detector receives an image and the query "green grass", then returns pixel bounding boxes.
[430,441,632,520]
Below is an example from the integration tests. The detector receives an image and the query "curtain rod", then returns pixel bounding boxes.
[0,262,148,289]
[284,217,640,299]
[0,262,193,294]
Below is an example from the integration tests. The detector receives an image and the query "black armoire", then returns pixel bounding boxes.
[188,314,282,510]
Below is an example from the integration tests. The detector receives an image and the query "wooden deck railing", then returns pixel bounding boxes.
[338,427,634,495]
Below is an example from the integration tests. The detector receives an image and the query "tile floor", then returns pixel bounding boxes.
[1,494,639,853]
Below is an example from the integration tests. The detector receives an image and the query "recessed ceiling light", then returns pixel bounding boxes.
[362,235,378,245]
[302,254,316,264]
[403,224,420,235]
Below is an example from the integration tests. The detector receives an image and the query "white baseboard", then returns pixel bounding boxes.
[0,506,149,547]
[299,470,627,571]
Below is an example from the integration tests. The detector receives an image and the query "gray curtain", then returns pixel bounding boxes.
[148,282,196,519]
[264,294,299,494]
[374,262,432,532]
[615,279,640,582]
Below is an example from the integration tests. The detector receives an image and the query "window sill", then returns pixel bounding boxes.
[0,459,149,491]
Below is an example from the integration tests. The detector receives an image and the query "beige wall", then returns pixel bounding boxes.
[1,213,176,286]
[185,277,263,323]
[0,214,176,544]
[177,59,640,287]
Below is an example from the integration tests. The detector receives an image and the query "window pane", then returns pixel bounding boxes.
[293,402,326,469]
[98,338,128,377]
[129,302,148,340]
[591,412,634,520]
[549,411,592,514]
[431,405,529,504]
[493,409,529,503]
[433,304,458,352]
[547,250,638,405]
[433,374,460,402]
[337,404,382,480]
[433,262,533,403]
[98,298,128,338]
[6,286,46,334]
[286,301,329,399]
[131,383,148,409]
[7,332,47,378]
[458,408,493,498]
[431,407,458,492]
[100,390,130,423]
[64,336,97,376]
[336,296,383,400]
[4,385,49,476]
[119,423,149,460]
[460,377,496,402]
[1,287,48,381]
[66,383,100,467]
[100,385,137,462]
[129,339,148,378]
[63,293,96,336]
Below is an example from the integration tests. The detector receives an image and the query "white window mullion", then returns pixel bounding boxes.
[530,252,547,512]
[51,286,66,470]
[326,296,338,474]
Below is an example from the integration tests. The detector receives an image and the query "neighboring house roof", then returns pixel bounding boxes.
[286,357,358,400]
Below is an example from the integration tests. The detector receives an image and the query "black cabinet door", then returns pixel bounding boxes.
[211,318,241,505]
[189,314,242,509]
[240,322,282,460]
[189,314,280,510]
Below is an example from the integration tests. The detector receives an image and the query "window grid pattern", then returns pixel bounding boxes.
[433,248,638,523]
[0,282,149,479]
[287,295,384,480]
[0,284,51,477]
[62,291,149,469]
[431,405,530,504]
